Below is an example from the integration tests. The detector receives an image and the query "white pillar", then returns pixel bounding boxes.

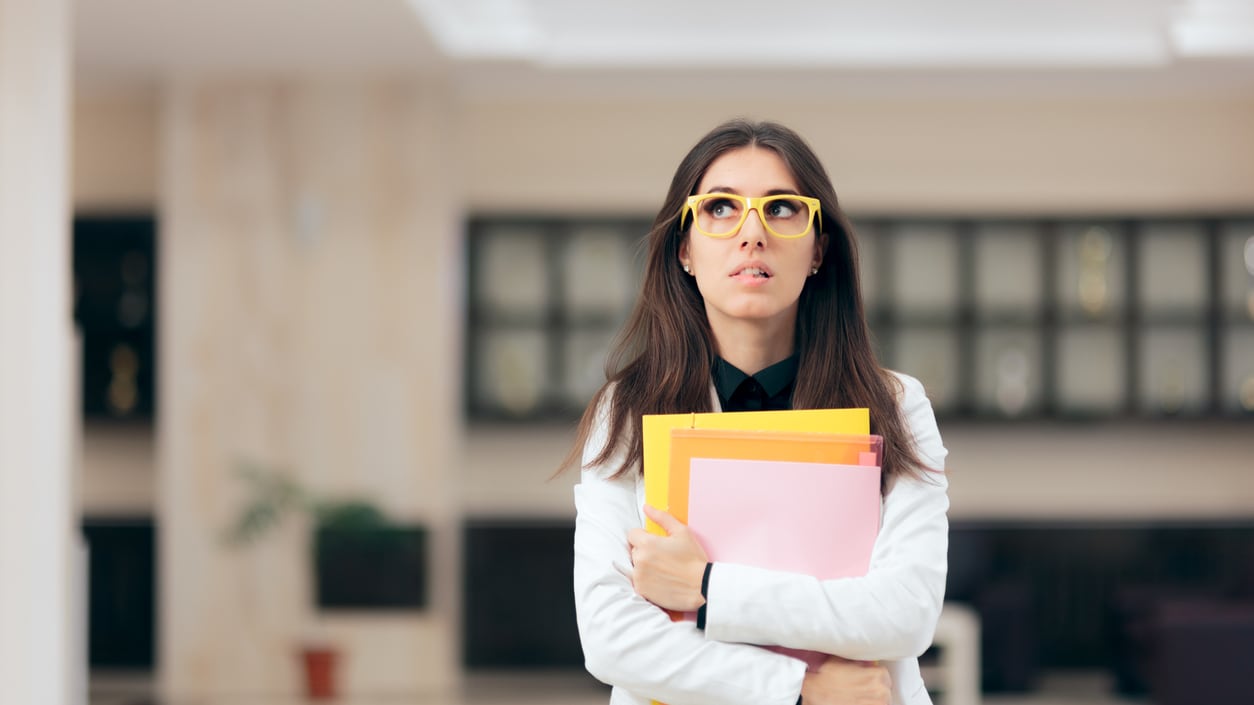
[160,82,461,698]
[0,0,76,703]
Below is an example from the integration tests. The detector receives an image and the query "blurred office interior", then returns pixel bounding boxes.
[2,0,1254,703]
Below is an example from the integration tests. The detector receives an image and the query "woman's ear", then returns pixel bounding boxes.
[812,232,828,270]
[678,240,691,272]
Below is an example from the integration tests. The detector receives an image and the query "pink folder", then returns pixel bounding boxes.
[686,456,881,670]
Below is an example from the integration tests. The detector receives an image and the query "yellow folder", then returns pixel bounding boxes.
[642,408,869,534]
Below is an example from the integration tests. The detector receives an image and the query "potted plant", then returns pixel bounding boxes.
[223,463,428,699]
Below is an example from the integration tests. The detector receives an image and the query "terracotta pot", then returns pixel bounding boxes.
[300,646,340,699]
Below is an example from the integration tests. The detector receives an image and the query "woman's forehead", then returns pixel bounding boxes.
[697,146,799,194]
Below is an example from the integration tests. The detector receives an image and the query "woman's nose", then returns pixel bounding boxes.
[738,209,768,249]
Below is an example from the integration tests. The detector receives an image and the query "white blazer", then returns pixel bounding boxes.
[573,371,950,705]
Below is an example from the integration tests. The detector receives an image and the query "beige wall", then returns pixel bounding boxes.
[74,85,158,214]
[464,424,1254,522]
[459,97,1254,215]
[75,91,1254,218]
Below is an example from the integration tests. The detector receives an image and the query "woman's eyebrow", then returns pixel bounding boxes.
[700,186,801,196]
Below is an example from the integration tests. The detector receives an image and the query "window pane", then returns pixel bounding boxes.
[890,327,958,412]
[1057,223,1125,319]
[1139,222,1206,314]
[561,328,616,408]
[473,329,547,416]
[1058,327,1124,413]
[867,319,889,363]
[892,223,959,317]
[974,223,1041,317]
[852,221,880,314]
[974,327,1041,417]
[475,227,547,317]
[1138,326,1207,415]
[1221,222,1254,320]
[1222,327,1254,413]
[561,227,636,318]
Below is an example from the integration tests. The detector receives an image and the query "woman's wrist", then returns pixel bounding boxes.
[695,561,713,628]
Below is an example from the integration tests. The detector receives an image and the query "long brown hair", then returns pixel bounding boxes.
[560,119,927,489]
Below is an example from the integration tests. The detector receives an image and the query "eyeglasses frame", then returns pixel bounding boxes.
[681,192,823,240]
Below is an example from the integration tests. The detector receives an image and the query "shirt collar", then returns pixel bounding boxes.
[713,355,799,405]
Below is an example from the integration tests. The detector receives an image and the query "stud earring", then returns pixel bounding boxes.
[683,264,692,274]
[810,266,819,276]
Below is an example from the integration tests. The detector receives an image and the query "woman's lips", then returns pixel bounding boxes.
[730,264,773,285]
[730,263,772,278]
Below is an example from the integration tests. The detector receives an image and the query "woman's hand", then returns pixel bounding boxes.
[801,656,891,705]
[802,652,892,702]
[625,505,709,611]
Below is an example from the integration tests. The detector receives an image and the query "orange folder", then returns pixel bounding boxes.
[667,428,882,525]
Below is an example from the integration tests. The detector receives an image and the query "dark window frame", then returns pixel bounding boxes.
[465,213,1254,423]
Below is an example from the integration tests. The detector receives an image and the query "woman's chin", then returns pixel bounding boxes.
[709,303,798,328]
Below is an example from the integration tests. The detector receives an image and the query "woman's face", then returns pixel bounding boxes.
[678,146,826,341]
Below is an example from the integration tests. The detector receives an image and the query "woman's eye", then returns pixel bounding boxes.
[766,200,799,218]
[704,198,739,219]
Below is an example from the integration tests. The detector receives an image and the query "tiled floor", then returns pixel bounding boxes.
[91,670,1149,705]
[981,672,1147,705]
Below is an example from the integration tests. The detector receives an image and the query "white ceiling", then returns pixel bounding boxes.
[412,0,1254,66]
[74,0,448,81]
[74,0,1254,98]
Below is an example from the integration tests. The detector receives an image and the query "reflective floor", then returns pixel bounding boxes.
[90,670,1149,705]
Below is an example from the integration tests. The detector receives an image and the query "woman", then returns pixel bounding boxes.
[566,120,949,705]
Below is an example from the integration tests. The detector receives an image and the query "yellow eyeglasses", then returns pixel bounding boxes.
[681,192,822,239]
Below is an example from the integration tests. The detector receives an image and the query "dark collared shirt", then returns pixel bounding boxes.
[713,355,799,412]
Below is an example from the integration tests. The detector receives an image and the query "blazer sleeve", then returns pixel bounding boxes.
[702,373,950,661]
[573,395,808,705]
